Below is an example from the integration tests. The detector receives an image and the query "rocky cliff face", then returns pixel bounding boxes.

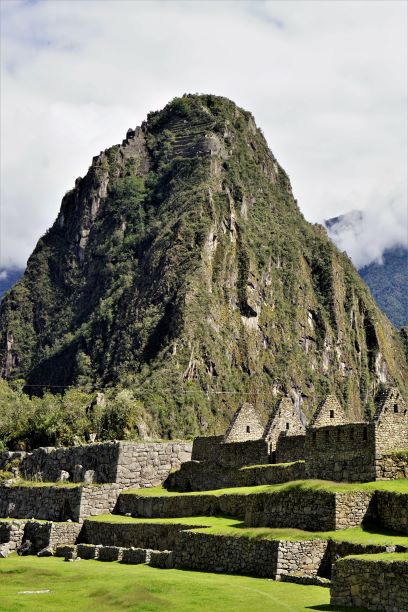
[1,95,407,437]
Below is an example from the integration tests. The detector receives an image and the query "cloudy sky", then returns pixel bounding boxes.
[1,0,407,270]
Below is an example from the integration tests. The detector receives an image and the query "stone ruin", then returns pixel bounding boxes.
[0,386,407,612]
[189,387,408,482]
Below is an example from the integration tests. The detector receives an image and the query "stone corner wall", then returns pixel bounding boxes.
[375,452,408,480]
[330,556,408,612]
[375,490,408,534]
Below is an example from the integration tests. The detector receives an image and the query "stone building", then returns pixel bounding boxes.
[305,388,408,482]
[223,403,264,443]
[264,397,306,451]
[309,395,350,427]
[374,387,408,454]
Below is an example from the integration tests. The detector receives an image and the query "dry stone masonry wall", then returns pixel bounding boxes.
[18,441,192,487]
[0,483,120,522]
[375,490,408,534]
[82,519,205,550]
[330,556,408,612]
[375,452,408,480]
[305,423,376,482]
[0,519,81,553]
[245,489,374,531]
[165,459,305,492]
[116,490,248,519]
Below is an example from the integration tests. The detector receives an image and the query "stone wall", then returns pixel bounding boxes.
[174,530,279,577]
[0,483,120,522]
[275,434,305,464]
[375,452,408,480]
[191,437,269,468]
[191,436,224,462]
[318,540,400,578]
[0,519,25,551]
[276,539,328,577]
[116,490,247,519]
[305,423,376,482]
[330,556,408,611]
[0,518,81,553]
[245,489,374,532]
[165,460,305,492]
[216,440,269,468]
[24,521,82,553]
[174,531,327,578]
[19,441,192,487]
[375,491,408,534]
[82,519,204,550]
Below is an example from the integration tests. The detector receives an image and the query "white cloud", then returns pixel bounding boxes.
[326,183,408,268]
[0,270,7,280]
[1,0,407,268]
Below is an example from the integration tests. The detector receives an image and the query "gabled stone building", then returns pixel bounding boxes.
[309,395,350,428]
[264,398,306,449]
[374,387,408,454]
[263,398,306,463]
[223,402,264,443]
[305,388,408,482]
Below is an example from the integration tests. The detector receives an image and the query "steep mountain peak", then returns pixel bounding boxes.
[1,95,407,439]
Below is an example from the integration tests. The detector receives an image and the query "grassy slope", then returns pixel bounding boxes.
[0,556,335,612]
[123,478,408,497]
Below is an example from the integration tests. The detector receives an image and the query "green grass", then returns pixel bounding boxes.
[4,480,81,489]
[87,514,241,528]
[341,551,408,562]
[124,479,408,497]
[239,461,303,470]
[87,515,408,547]
[0,555,341,612]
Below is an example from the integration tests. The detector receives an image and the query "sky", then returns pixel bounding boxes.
[0,0,407,270]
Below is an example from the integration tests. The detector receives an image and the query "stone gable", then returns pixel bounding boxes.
[374,387,408,454]
[223,403,264,443]
[263,397,306,451]
[310,395,348,427]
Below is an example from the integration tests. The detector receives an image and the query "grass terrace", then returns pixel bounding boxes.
[123,478,408,497]
[341,551,408,562]
[88,515,408,546]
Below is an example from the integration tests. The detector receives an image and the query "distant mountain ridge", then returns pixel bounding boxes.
[325,212,408,328]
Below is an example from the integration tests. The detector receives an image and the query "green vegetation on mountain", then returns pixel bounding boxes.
[0,94,407,447]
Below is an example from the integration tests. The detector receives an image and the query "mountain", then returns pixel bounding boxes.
[0,94,407,439]
[359,247,408,329]
[325,213,408,328]
[0,269,24,300]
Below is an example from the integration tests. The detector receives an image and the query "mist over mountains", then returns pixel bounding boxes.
[325,211,408,328]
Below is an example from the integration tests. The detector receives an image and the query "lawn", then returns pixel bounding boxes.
[123,479,408,497]
[88,514,408,546]
[0,556,349,612]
